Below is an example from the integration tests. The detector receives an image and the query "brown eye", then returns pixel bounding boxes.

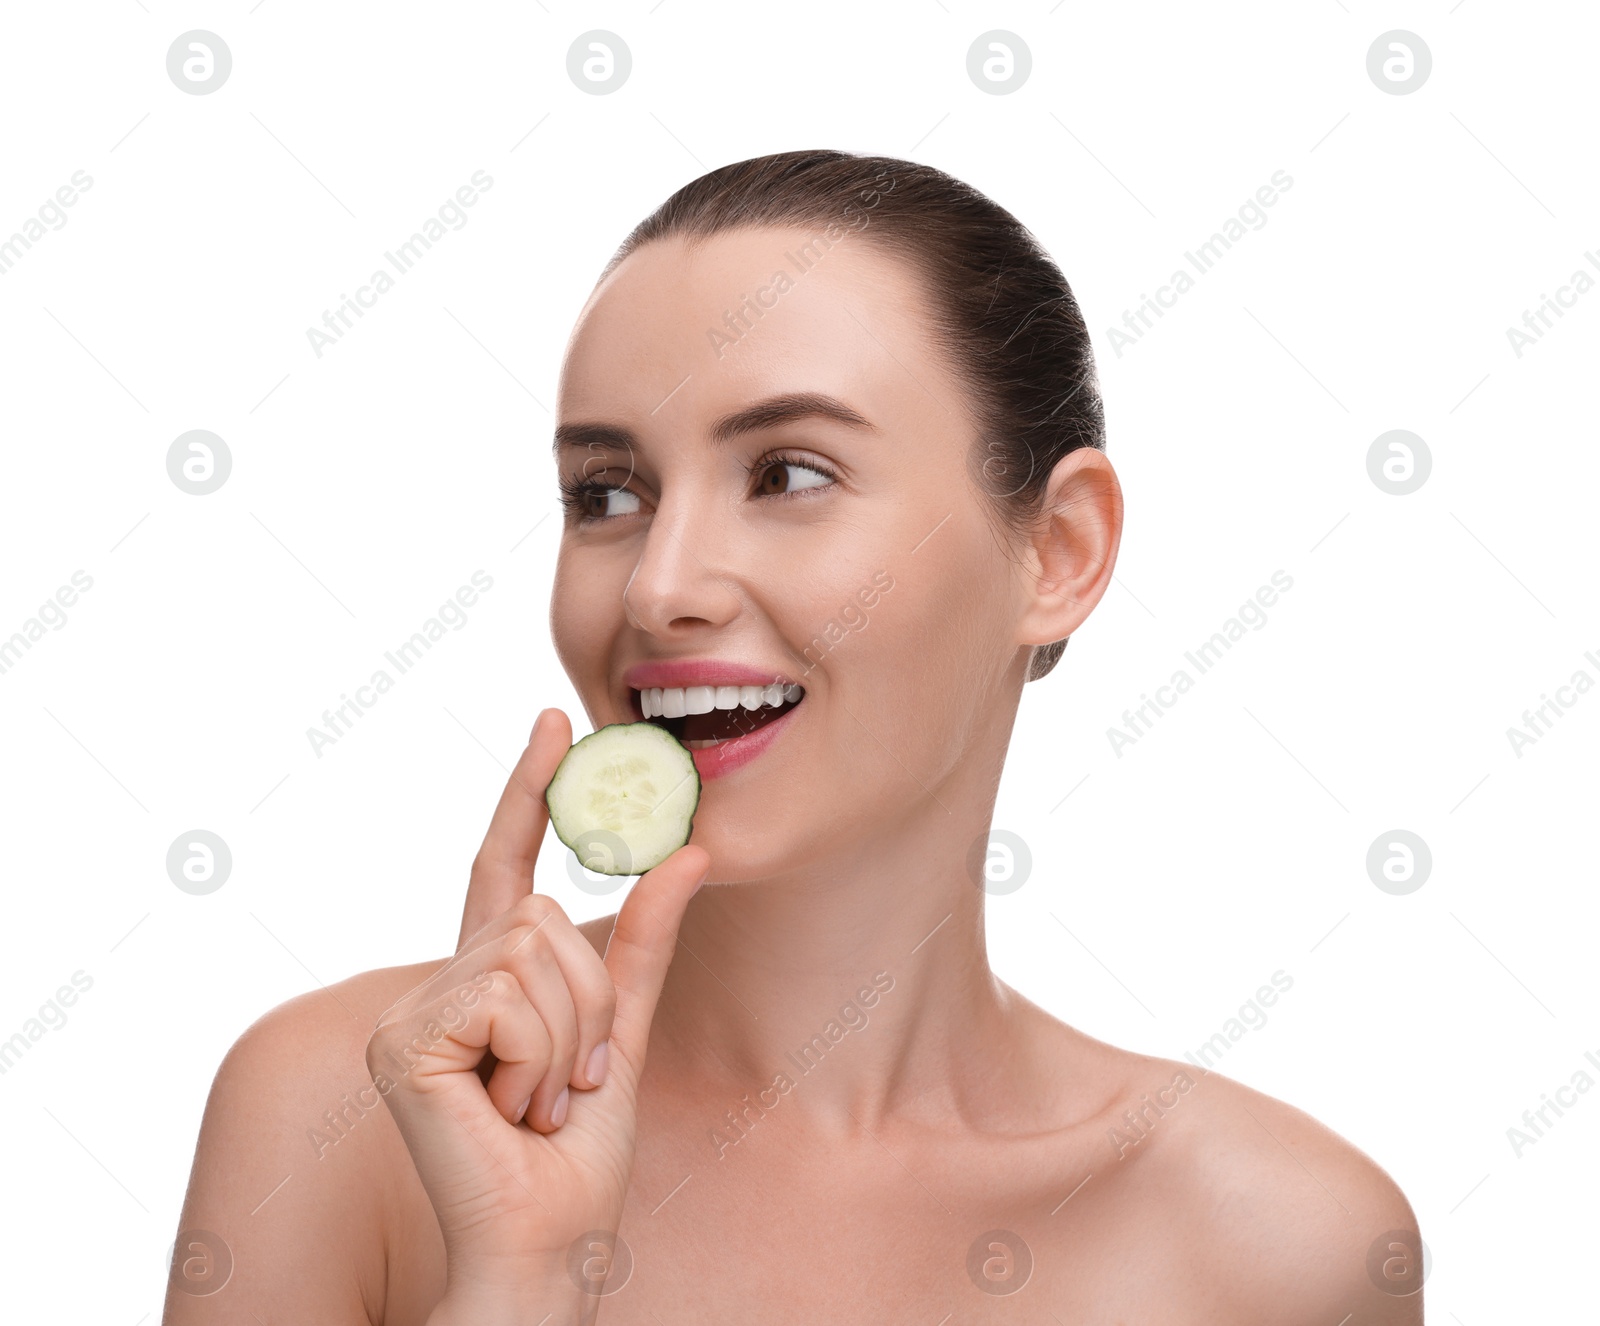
[754,458,835,497]
[567,485,642,520]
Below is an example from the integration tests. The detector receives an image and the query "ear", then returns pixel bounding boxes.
[1015,446,1123,651]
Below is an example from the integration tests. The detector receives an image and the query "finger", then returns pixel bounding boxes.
[463,972,554,1125]
[368,969,552,1130]
[459,708,573,949]
[602,844,710,1089]
[534,909,619,1091]
[465,923,582,1131]
[449,892,618,1094]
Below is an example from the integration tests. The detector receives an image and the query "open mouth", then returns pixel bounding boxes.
[632,683,804,750]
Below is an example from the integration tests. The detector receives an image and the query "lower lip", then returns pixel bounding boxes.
[636,699,802,781]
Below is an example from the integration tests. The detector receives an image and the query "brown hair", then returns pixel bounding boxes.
[601,148,1106,682]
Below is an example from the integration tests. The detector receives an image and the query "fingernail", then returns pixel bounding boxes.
[530,710,548,742]
[692,867,709,896]
[585,1042,609,1086]
[551,1086,570,1127]
[516,1093,532,1123]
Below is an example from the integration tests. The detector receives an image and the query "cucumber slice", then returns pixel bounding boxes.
[545,721,700,876]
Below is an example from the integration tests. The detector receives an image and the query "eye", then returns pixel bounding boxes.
[588,487,643,518]
[559,478,643,522]
[752,452,838,498]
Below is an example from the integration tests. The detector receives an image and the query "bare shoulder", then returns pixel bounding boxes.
[167,909,616,1319]
[214,957,446,1156]
[166,958,445,1321]
[1118,1054,1425,1324]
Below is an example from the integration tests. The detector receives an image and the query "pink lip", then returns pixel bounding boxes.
[683,700,801,781]
[623,658,797,691]
[621,658,804,782]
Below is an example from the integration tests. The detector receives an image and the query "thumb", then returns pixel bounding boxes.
[601,844,709,1087]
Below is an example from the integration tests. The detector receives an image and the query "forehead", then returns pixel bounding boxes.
[557,227,960,437]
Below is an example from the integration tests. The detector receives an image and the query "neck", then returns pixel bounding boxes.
[646,775,1016,1138]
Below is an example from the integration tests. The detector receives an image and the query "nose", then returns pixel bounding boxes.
[622,497,742,638]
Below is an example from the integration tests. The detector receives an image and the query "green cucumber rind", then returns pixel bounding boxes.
[543,721,701,876]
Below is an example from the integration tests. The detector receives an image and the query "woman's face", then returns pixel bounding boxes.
[550,225,1073,881]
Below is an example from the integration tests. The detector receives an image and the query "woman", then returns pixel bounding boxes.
[167,149,1422,1323]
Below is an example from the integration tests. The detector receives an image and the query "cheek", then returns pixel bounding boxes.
[549,552,616,680]
[548,560,579,667]
[816,521,1006,772]
[883,587,991,749]
[896,527,1008,679]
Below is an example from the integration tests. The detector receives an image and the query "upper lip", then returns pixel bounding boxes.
[623,659,802,691]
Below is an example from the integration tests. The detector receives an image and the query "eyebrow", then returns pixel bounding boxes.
[551,391,877,456]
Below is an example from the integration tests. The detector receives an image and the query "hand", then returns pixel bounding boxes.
[366,708,708,1307]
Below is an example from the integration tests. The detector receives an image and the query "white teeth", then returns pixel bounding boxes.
[638,682,804,718]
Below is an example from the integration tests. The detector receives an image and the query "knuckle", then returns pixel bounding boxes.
[484,968,521,1001]
[487,970,540,1030]
[504,923,551,966]
[513,891,560,924]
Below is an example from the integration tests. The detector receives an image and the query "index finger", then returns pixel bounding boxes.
[458,707,573,949]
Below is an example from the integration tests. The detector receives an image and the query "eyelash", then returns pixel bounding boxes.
[557,451,840,523]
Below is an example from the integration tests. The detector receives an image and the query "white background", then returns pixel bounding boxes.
[1,1,1595,1320]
